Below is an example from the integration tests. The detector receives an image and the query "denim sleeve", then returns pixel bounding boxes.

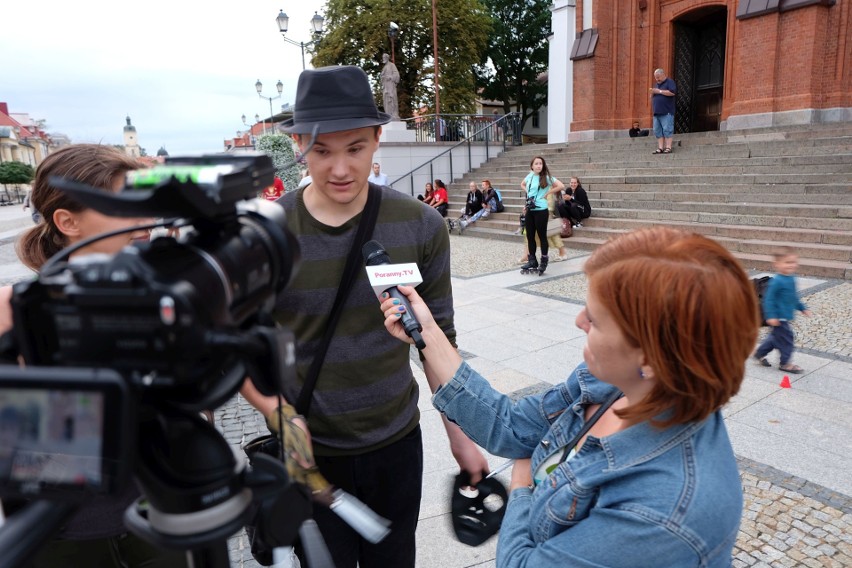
[496,503,700,568]
[432,362,552,457]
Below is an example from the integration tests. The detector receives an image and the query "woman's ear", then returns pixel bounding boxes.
[53,209,82,240]
[638,360,656,381]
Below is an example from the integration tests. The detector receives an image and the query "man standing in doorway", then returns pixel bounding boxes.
[240,65,488,568]
[650,68,677,154]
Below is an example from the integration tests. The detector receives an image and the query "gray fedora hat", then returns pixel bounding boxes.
[281,66,391,134]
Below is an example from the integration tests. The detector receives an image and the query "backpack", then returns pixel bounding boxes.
[493,189,505,212]
[752,276,772,326]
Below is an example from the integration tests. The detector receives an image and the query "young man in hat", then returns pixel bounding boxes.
[241,65,488,568]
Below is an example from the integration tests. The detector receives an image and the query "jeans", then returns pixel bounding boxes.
[297,426,423,568]
[755,321,795,365]
[653,113,674,139]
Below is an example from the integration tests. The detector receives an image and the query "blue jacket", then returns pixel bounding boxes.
[763,273,806,321]
[433,362,742,568]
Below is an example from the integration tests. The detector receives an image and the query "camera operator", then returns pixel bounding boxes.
[0,144,187,568]
[239,66,488,568]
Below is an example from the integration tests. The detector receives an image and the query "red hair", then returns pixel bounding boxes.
[585,227,759,426]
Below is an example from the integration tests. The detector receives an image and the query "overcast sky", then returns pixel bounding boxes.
[2,1,327,156]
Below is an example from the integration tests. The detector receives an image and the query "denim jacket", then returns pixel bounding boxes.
[433,362,742,568]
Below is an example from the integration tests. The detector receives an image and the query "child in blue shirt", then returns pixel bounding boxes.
[754,247,812,373]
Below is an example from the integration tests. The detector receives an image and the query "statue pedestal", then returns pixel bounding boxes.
[380,121,416,143]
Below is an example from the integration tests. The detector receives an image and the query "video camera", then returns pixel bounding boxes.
[0,154,312,567]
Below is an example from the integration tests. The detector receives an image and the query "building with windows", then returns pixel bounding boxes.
[548,0,849,141]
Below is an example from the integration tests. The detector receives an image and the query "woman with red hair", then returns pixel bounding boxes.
[378,227,758,567]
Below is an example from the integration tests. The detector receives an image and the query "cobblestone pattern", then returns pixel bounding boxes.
[734,457,852,568]
[502,382,852,568]
[469,237,852,362]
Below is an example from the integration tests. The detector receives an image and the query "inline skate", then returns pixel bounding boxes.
[520,256,539,274]
[538,254,549,276]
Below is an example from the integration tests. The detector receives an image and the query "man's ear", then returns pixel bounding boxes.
[53,209,82,239]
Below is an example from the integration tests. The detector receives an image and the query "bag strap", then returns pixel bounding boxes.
[556,389,623,465]
[295,184,383,417]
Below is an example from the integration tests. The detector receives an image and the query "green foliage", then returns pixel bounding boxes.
[256,133,301,191]
[475,0,550,129]
[313,0,491,117]
[0,161,35,185]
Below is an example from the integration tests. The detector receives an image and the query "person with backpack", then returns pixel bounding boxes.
[753,246,812,373]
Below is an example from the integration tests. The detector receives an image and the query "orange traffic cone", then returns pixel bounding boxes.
[779,376,792,389]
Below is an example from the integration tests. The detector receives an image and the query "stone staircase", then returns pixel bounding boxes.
[445,123,852,279]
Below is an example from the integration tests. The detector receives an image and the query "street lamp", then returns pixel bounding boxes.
[238,113,261,148]
[276,9,324,70]
[388,22,399,64]
[255,80,283,135]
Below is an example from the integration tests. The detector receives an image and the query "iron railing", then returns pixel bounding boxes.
[390,113,522,196]
[402,113,523,144]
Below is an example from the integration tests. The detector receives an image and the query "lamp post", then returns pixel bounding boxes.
[255,80,283,135]
[276,10,324,70]
[432,0,440,120]
[238,113,260,148]
[388,22,399,64]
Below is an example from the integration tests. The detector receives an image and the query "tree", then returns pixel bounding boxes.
[256,133,301,192]
[0,161,35,186]
[313,0,491,118]
[475,0,550,129]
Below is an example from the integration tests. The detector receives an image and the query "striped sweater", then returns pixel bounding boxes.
[275,184,455,456]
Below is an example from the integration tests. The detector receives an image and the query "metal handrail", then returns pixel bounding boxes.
[389,113,522,196]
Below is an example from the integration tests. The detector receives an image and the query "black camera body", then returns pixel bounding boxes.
[0,154,307,566]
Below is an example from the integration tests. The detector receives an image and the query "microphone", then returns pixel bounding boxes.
[362,240,426,349]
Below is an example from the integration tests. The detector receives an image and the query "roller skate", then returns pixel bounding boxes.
[538,254,549,276]
[520,256,539,274]
[458,219,468,234]
[447,218,456,233]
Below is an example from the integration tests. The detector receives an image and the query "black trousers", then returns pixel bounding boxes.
[298,426,424,568]
[525,209,550,257]
[557,201,589,224]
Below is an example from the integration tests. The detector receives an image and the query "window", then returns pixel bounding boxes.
[737,0,834,20]
[532,112,540,129]
[570,29,599,61]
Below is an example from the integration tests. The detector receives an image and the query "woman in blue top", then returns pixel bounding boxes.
[520,156,564,274]
[378,227,759,568]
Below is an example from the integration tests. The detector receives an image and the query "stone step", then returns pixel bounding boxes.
[588,191,852,205]
[457,225,851,279]
[580,216,852,246]
[592,207,852,231]
[449,123,852,279]
[593,200,848,219]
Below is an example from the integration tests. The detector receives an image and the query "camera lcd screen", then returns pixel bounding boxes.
[0,367,131,498]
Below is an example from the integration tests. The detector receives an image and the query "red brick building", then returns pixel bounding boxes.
[568,0,850,139]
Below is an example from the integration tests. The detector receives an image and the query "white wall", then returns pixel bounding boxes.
[373,142,509,197]
[548,0,576,144]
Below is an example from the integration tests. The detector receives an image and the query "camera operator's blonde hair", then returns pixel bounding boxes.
[585,227,759,427]
[17,145,144,271]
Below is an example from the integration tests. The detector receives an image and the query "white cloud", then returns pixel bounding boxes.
[2,0,327,155]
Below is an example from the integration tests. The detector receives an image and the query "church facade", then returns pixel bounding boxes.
[559,0,849,141]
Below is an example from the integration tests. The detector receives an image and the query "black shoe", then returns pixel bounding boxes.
[754,356,771,367]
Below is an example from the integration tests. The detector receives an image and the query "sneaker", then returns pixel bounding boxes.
[552,254,566,262]
[512,228,522,235]
[754,356,771,367]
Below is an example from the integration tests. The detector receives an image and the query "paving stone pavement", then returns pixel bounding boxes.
[1,206,850,566]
